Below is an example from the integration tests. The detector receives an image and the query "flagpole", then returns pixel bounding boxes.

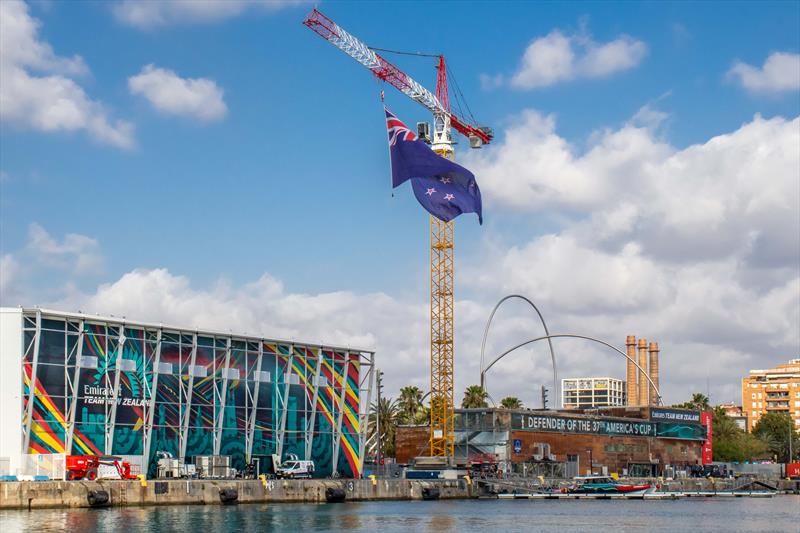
[377,83,395,198]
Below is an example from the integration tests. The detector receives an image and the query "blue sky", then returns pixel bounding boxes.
[1,1,799,405]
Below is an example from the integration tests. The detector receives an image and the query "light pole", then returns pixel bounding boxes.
[376,370,383,473]
[587,448,593,476]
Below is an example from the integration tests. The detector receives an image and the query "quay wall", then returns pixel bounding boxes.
[0,478,471,510]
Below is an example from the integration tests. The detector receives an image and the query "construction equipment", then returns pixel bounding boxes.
[303,8,492,460]
[65,455,138,481]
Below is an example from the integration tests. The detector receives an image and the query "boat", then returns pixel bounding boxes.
[562,476,654,494]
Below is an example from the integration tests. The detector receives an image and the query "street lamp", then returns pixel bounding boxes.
[587,448,593,476]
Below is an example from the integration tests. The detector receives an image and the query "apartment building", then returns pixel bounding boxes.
[741,358,800,431]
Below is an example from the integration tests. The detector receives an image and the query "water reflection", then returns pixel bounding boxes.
[0,496,798,533]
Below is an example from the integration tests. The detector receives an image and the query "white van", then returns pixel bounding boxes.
[276,460,315,479]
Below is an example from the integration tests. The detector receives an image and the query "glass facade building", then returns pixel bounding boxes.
[0,308,374,478]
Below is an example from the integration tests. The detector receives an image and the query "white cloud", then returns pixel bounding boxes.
[505,27,646,89]
[0,0,134,148]
[728,52,800,94]
[129,64,227,121]
[0,254,20,301]
[463,110,799,265]
[26,222,103,275]
[113,0,305,29]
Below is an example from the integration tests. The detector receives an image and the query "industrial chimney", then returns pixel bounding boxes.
[638,339,649,406]
[626,336,637,406]
[649,342,660,405]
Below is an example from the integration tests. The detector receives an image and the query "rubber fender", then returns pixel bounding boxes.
[325,487,346,503]
[87,490,110,507]
[421,487,440,501]
[219,488,239,504]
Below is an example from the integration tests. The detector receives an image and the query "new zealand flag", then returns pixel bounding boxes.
[385,107,482,224]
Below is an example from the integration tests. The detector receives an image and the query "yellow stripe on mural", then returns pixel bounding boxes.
[30,420,64,453]
[340,434,360,476]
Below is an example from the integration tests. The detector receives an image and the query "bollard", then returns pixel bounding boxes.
[325,487,346,503]
[219,488,239,504]
[87,490,110,507]
[368,474,377,486]
[421,487,440,501]
[137,474,147,488]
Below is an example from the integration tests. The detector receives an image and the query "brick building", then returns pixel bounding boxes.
[396,406,706,477]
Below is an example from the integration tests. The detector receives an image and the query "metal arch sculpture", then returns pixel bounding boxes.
[482,334,663,406]
[479,295,558,395]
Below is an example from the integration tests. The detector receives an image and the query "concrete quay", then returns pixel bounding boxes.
[0,478,471,510]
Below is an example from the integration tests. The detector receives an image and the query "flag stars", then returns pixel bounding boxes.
[426,188,436,196]
[440,177,451,184]
[444,193,455,201]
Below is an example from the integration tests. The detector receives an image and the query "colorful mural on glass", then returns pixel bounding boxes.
[20,314,371,479]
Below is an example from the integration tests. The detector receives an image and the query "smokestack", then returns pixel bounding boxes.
[638,339,649,406]
[649,342,660,405]
[626,336,637,406]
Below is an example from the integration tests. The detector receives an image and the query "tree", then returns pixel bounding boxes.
[673,393,711,412]
[462,385,489,408]
[711,406,769,462]
[368,397,398,458]
[753,412,799,462]
[397,386,424,425]
[500,396,523,409]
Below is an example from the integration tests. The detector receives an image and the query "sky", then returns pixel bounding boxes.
[1,0,799,408]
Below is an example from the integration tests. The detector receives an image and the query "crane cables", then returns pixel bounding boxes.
[369,47,482,128]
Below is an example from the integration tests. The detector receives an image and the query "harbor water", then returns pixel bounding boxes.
[1,496,798,533]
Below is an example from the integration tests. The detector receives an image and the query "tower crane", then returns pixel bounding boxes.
[303,8,492,460]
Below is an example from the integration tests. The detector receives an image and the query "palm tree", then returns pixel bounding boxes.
[368,397,398,458]
[398,386,423,425]
[673,393,711,411]
[500,396,523,409]
[462,385,489,408]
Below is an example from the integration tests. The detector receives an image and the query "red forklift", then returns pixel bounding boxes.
[65,455,138,480]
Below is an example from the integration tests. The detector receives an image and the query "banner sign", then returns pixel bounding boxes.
[701,411,713,464]
[513,413,657,437]
[511,413,707,441]
[656,422,707,441]
[650,408,701,422]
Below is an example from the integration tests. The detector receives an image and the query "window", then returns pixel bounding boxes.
[752,411,757,417]
[752,393,756,399]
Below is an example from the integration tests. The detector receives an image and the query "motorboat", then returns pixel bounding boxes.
[562,475,653,494]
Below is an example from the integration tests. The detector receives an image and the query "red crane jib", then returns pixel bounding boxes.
[303,8,492,145]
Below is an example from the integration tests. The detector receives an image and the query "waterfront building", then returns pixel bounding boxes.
[0,308,375,478]
[561,377,626,409]
[396,406,706,478]
[741,358,800,431]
